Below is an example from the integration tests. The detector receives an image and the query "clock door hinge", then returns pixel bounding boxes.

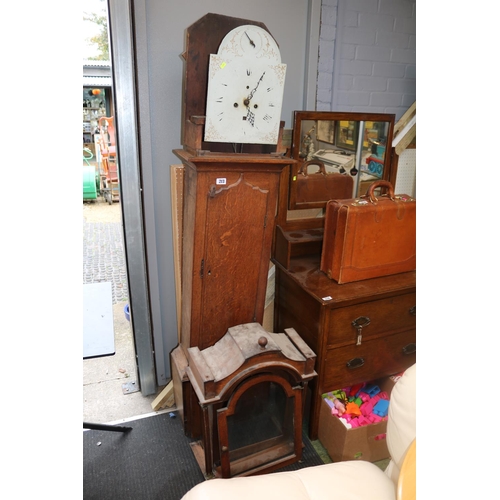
[264,214,268,228]
[200,259,204,279]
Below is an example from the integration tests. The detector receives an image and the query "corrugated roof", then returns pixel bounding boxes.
[83,59,112,68]
[83,76,113,87]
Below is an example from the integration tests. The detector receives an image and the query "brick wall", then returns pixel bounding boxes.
[317,0,415,120]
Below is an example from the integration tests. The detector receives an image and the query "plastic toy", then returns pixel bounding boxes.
[325,377,392,429]
[346,402,361,416]
[360,384,381,397]
[353,396,363,406]
[332,389,347,401]
[373,399,390,418]
[360,394,381,416]
[324,393,346,416]
[333,398,346,415]
[339,418,352,429]
[358,393,370,403]
[357,416,371,426]
[349,383,364,397]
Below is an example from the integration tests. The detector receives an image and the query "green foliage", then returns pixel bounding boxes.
[83,5,109,61]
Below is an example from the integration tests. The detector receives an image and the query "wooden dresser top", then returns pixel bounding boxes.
[274,255,416,307]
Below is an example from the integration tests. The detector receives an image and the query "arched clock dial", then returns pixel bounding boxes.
[205,55,286,144]
[218,25,282,63]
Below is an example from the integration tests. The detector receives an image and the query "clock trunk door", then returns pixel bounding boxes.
[199,173,273,350]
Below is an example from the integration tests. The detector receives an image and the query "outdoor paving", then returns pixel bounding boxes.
[83,220,128,304]
[83,197,160,423]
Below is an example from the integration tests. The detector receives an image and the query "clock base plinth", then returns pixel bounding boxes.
[183,116,287,156]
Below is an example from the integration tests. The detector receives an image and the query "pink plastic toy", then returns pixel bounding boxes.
[360,394,381,416]
[325,394,346,416]
[358,393,370,403]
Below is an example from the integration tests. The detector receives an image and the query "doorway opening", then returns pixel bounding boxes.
[83,0,157,423]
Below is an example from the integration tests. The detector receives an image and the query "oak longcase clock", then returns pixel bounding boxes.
[172,13,295,439]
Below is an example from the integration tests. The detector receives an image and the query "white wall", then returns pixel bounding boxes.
[318,0,416,120]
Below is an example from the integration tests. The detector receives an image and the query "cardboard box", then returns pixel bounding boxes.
[318,394,389,463]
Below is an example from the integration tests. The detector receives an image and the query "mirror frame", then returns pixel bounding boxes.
[288,111,395,210]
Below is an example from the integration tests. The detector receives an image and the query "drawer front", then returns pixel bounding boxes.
[326,292,416,347]
[322,330,416,390]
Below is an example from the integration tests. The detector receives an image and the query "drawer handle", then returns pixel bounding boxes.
[346,357,365,369]
[351,316,371,346]
[409,306,416,316]
[402,343,416,355]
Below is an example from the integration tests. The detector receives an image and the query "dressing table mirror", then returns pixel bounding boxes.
[288,111,395,211]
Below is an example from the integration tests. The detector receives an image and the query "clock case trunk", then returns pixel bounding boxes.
[172,149,294,439]
[174,149,292,352]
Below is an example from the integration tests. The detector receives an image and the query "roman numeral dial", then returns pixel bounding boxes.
[205,54,286,144]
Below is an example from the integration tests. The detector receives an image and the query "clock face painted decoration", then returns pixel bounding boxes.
[204,25,286,145]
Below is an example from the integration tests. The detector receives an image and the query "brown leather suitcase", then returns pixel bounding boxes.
[320,180,416,284]
[295,160,353,205]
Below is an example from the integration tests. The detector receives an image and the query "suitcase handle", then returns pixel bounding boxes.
[299,160,327,177]
[366,180,395,203]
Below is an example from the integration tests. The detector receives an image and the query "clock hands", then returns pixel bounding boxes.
[243,72,265,107]
[244,31,256,48]
[242,72,265,127]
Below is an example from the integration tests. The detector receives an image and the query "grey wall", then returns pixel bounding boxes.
[318,0,416,120]
[129,0,321,387]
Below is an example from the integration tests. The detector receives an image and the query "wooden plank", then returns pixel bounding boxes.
[170,164,184,343]
[393,102,416,156]
[394,122,416,156]
[151,380,175,411]
[393,101,416,135]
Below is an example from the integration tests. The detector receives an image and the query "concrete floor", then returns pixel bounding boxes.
[83,193,170,424]
[83,300,164,423]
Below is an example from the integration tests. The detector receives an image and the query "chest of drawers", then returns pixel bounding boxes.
[273,255,416,440]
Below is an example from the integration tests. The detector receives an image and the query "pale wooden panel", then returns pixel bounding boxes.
[151,380,175,411]
[262,302,274,333]
[393,101,416,156]
[170,164,184,342]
